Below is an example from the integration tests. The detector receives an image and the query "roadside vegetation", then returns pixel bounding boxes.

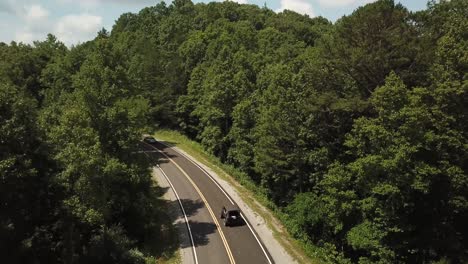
[1,0,467,263]
[155,129,321,264]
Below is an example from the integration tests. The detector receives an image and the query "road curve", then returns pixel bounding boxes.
[142,141,273,264]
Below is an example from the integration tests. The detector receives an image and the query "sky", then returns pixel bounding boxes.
[0,0,429,46]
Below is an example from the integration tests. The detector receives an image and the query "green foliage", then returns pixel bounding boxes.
[320,0,428,96]
[284,193,326,242]
[1,25,169,263]
[83,225,146,264]
[2,0,467,263]
[170,0,467,263]
[1,63,77,264]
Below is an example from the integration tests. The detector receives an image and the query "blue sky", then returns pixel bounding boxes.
[0,0,428,46]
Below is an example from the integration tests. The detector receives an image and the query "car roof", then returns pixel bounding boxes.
[224,205,240,211]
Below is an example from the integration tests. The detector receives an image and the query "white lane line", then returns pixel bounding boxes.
[156,140,273,264]
[146,142,236,264]
[241,213,273,264]
[157,165,199,264]
[157,141,234,205]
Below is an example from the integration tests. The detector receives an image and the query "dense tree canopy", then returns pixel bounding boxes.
[1,0,467,263]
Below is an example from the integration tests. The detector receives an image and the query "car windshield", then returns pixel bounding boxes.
[228,210,240,217]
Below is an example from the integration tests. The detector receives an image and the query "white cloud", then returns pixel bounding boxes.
[277,0,315,17]
[12,4,51,45]
[0,0,15,14]
[24,4,49,21]
[317,0,377,8]
[15,31,36,43]
[1,0,156,46]
[229,0,248,3]
[54,14,103,46]
[0,1,48,19]
[57,0,157,8]
[9,2,102,47]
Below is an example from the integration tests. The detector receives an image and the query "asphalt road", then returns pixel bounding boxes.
[141,141,273,264]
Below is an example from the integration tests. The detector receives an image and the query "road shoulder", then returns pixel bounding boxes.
[152,167,195,264]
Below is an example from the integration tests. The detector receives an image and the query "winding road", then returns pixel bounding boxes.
[141,140,273,264]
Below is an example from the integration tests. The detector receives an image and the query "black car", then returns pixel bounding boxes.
[143,136,157,144]
[220,206,242,227]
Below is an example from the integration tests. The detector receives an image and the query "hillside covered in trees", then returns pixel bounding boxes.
[1,0,467,263]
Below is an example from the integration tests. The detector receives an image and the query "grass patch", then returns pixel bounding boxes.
[154,129,322,264]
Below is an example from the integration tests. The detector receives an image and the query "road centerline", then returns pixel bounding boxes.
[145,142,236,264]
[155,140,273,264]
[157,141,235,205]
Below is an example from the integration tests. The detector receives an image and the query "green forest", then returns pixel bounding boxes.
[1,0,467,263]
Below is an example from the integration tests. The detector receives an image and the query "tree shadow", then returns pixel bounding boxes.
[175,220,217,248]
[167,198,204,219]
[154,141,175,152]
[158,140,178,147]
[135,143,178,166]
[139,188,179,260]
[132,142,178,166]
[181,199,204,217]
[165,198,217,248]
[152,185,170,197]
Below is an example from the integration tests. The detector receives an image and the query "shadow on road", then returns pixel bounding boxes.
[166,198,204,218]
[176,220,217,248]
[158,141,178,147]
[180,199,204,217]
[131,145,175,169]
